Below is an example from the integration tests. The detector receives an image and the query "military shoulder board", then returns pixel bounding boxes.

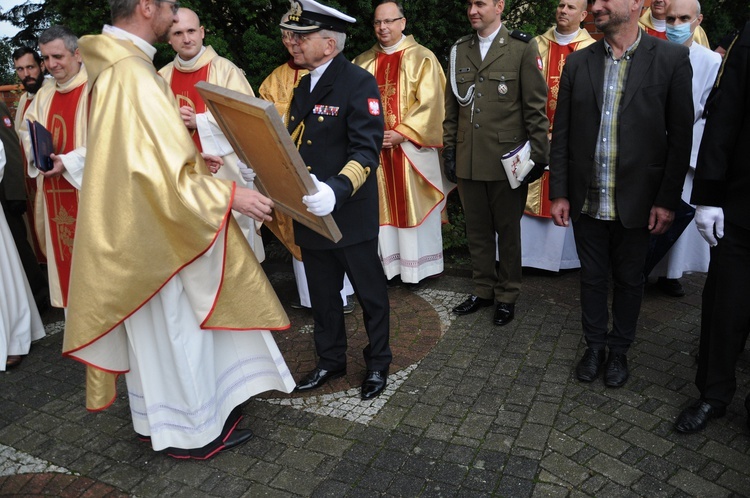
[510,30,532,43]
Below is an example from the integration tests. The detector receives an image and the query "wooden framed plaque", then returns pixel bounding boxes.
[196,81,342,243]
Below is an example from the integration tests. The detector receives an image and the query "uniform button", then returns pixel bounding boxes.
[306,140,312,145]
[475,108,480,113]
[479,76,484,82]
[474,123,480,129]
[477,92,482,98]
[291,116,295,121]
[318,116,324,122]
[460,77,465,82]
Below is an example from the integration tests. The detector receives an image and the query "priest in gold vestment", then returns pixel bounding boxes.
[65,0,294,459]
[159,8,265,261]
[354,1,448,285]
[19,26,88,309]
[520,0,594,272]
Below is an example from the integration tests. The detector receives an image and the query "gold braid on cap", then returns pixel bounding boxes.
[339,160,371,195]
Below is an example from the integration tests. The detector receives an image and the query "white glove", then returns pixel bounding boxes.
[237,160,256,184]
[302,174,335,216]
[695,205,725,247]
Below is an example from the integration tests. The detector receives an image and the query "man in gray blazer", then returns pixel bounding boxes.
[549,0,693,387]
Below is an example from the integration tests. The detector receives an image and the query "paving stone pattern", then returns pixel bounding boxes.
[2,268,750,497]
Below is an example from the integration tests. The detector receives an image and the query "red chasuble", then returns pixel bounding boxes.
[532,42,578,219]
[169,64,211,152]
[645,27,667,40]
[45,82,85,305]
[375,51,414,229]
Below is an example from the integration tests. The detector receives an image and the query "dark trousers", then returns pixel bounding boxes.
[572,215,650,353]
[0,200,48,304]
[696,221,750,408]
[458,178,527,304]
[301,238,391,371]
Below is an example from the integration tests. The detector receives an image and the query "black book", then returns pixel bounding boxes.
[27,119,54,172]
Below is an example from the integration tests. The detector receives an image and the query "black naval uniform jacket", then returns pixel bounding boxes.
[287,53,385,250]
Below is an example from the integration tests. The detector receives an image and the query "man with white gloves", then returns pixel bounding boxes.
[674,23,750,434]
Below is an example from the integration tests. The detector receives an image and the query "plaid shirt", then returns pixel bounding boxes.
[582,32,641,220]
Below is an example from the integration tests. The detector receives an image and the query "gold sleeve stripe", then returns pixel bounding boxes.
[339,160,371,196]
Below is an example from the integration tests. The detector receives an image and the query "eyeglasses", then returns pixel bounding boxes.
[373,17,403,27]
[290,33,331,43]
[159,0,180,15]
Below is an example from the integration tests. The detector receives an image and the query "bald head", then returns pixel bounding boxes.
[665,0,702,45]
[555,0,589,35]
[168,7,205,60]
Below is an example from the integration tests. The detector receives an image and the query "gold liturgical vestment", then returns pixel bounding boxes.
[526,28,595,217]
[354,35,446,228]
[66,34,288,410]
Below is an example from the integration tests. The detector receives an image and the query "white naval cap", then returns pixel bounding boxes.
[279,0,356,33]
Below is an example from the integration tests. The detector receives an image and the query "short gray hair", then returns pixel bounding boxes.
[39,25,78,53]
[321,29,346,52]
[109,0,139,23]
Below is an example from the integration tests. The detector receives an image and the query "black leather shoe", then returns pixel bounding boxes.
[294,367,347,392]
[576,348,606,382]
[223,428,253,450]
[493,302,515,326]
[674,400,726,433]
[453,295,493,315]
[657,277,686,297]
[361,370,388,400]
[604,352,629,387]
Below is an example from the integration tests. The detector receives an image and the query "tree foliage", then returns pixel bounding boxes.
[1,0,747,85]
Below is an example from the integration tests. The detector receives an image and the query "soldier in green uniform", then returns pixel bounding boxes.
[443,0,549,326]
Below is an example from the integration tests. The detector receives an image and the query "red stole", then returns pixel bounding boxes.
[169,64,211,152]
[21,97,46,263]
[645,27,667,40]
[375,51,413,228]
[545,42,577,132]
[44,82,85,305]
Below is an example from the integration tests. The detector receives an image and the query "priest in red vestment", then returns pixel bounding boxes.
[354,1,448,286]
[520,0,594,272]
[19,26,87,310]
[159,8,265,260]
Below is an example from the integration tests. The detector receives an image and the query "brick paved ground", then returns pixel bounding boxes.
[2,262,750,497]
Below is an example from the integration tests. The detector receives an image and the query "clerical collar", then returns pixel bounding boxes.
[650,14,666,32]
[177,46,207,68]
[478,24,502,60]
[380,34,406,54]
[103,24,156,60]
[309,58,334,91]
[554,28,579,46]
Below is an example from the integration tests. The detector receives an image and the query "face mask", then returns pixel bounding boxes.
[666,19,695,44]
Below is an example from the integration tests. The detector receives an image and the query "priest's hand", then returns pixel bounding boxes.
[42,154,66,178]
[201,153,223,174]
[180,106,197,130]
[383,130,405,149]
[695,205,724,247]
[550,197,570,227]
[648,205,674,235]
[233,187,274,222]
[302,174,335,216]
